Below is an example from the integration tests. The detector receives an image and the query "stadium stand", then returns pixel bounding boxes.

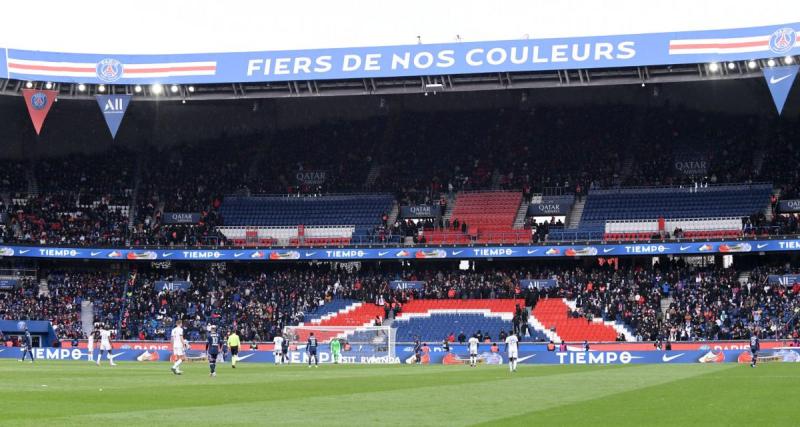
[3,261,797,345]
[532,298,620,342]
[550,184,771,241]
[392,299,544,342]
[218,194,393,245]
[0,106,798,247]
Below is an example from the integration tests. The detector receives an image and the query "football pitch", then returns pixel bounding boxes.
[0,360,796,426]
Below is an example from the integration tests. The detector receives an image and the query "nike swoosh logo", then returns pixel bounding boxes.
[234,253,244,258]
[452,250,463,255]
[107,352,125,360]
[757,244,768,249]
[162,252,173,257]
[770,74,792,84]
[237,354,255,361]
[662,353,684,363]
[378,251,390,256]
[304,252,316,257]
[680,246,691,251]
[527,249,539,255]
[91,251,102,256]
[19,250,30,254]
[603,248,614,253]
[517,355,535,363]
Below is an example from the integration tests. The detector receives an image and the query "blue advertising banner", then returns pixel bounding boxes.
[162,212,201,224]
[400,205,441,218]
[0,278,19,290]
[520,279,557,289]
[96,94,131,139]
[0,239,798,262]
[154,280,191,292]
[389,280,425,291]
[778,199,800,213]
[0,346,782,365]
[1,23,798,84]
[763,65,799,114]
[527,203,572,216]
[767,274,800,285]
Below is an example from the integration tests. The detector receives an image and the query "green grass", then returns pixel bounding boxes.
[0,360,796,426]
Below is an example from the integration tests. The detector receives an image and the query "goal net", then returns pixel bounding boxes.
[283,325,396,360]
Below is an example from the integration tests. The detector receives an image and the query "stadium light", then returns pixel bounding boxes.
[708,62,719,72]
[45,82,53,89]
[98,84,106,92]
[151,83,163,95]
[77,83,86,92]
[25,81,33,88]
[170,84,179,93]
[134,85,142,93]
[767,59,776,67]
[747,60,757,69]
[785,56,795,65]
[188,86,195,93]
[726,62,735,70]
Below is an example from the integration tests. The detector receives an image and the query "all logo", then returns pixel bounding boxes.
[104,97,126,112]
[96,58,124,82]
[30,92,48,110]
[770,28,796,54]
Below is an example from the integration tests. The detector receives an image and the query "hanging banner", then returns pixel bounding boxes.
[162,212,201,224]
[527,202,572,216]
[778,199,800,213]
[763,65,799,114]
[21,89,57,135]
[96,94,131,138]
[3,23,799,85]
[767,274,800,285]
[400,205,441,218]
[154,280,192,292]
[0,278,19,290]
[673,153,709,176]
[520,279,558,289]
[389,280,425,291]
[296,170,327,185]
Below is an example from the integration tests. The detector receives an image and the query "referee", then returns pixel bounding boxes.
[227,330,240,369]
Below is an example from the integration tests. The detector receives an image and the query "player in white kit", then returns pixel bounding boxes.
[273,334,284,365]
[468,335,480,367]
[87,327,96,363]
[505,333,519,372]
[171,319,186,375]
[97,325,116,366]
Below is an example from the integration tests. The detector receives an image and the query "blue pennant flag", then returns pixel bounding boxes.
[96,94,132,139]
[762,65,799,114]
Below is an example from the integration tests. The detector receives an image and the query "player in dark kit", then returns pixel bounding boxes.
[307,332,319,367]
[414,338,422,364]
[750,331,760,368]
[206,326,222,377]
[282,336,290,364]
[20,328,34,363]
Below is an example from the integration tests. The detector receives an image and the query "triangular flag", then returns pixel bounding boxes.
[96,94,132,139]
[22,89,58,135]
[762,65,799,114]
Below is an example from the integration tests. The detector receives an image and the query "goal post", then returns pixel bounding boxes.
[282,325,396,360]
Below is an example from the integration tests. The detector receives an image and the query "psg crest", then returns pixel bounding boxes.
[96,58,124,82]
[30,92,48,110]
[770,28,796,54]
